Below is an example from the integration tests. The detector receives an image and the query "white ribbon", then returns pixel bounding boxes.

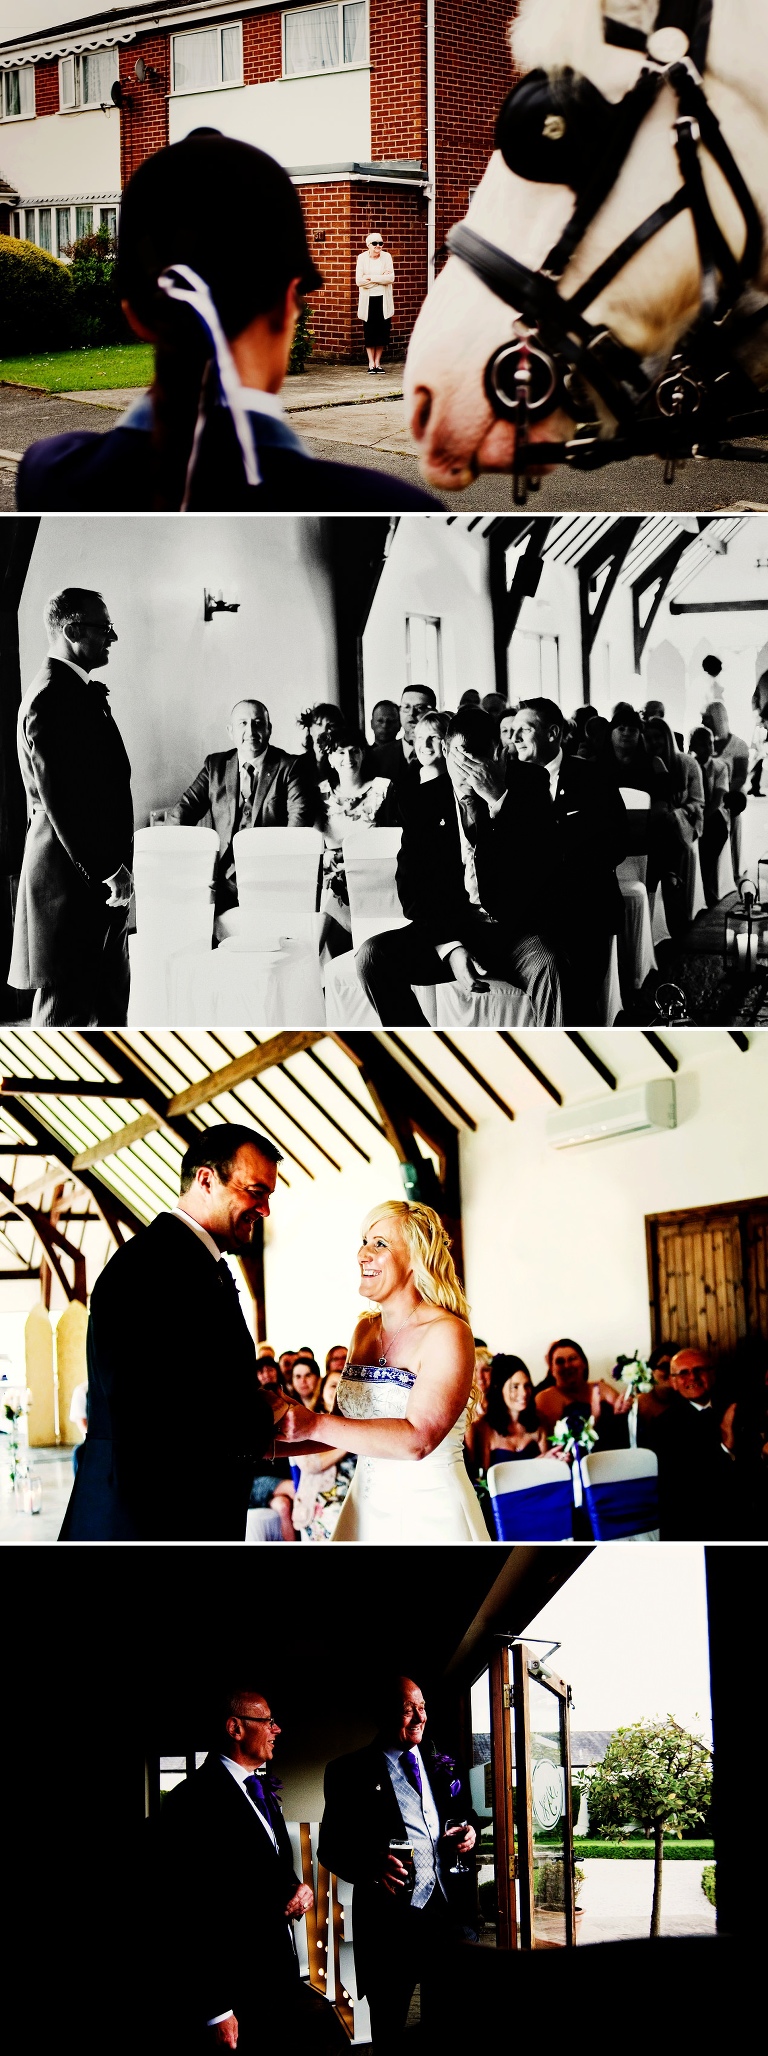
[157,263,260,506]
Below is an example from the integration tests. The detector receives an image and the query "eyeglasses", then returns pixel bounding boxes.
[237,1711,280,1728]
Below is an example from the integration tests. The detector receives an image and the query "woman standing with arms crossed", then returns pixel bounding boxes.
[356,232,395,373]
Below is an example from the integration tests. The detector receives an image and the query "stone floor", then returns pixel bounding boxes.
[0,1443,74,1544]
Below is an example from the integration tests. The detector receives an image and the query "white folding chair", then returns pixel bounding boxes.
[581,1448,660,1541]
[245,1506,285,1542]
[714,831,735,901]
[168,827,326,1026]
[230,826,324,943]
[326,826,438,1025]
[128,825,218,1024]
[487,1457,574,1541]
[682,838,707,921]
[616,788,657,990]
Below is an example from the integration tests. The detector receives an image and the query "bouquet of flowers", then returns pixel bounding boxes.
[2,1388,31,1485]
[549,1413,599,1460]
[613,1350,655,1396]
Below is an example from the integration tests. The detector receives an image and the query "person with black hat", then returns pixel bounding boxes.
[16,132,439,515]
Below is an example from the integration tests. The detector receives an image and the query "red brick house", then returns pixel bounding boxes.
[0,1,516,359]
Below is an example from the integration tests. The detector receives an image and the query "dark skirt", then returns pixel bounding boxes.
[363,297,392,345]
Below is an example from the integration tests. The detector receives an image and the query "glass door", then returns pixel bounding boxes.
[511,1643,575,1948]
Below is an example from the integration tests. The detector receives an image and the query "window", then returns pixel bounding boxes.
[172,23,243,93]
[405,614,443,704]
[1,66,35,119]
[24,208,36,241]
[56,206,71,258]
[38,209,51,252]
[75,204,93,240]
[283,2,367,77]
[509,629,561,703]
[59,48,118,109]
[100,206,117,240]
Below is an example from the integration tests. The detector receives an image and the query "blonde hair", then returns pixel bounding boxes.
[361,1200,470,1323]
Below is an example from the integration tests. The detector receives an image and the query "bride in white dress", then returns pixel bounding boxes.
[280,1199,487,1544]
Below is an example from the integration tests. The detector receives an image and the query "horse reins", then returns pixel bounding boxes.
[445,0,768,501]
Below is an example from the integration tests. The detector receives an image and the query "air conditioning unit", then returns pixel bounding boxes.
[546,1079,676,1150]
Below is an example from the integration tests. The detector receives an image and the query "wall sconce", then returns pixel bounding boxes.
[204,589,240,622]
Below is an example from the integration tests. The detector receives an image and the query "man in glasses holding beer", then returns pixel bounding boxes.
[319,1675,477,2050]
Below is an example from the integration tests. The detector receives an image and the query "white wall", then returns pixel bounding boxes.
[20,517,338,825]
[263,1123,399,1363]
[168,70,370,164]
[362,522,496,722]
[0,106,120,199]
[459,1037,768,1381]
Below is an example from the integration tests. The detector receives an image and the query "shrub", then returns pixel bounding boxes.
[68,226,129,347]
[289,299,313,374]
[701,1863,716,1907]
[574,1838,714,1860]
[0,235,72,356]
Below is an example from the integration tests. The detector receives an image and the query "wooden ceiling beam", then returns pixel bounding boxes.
[165,1031,327,1117]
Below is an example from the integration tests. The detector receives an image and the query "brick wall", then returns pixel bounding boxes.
[370,0,426,163]
[119,31,170,184]
[435,0,518,256]
[298,180,427,360]
[34,58,59,117]
[243,7,282,82]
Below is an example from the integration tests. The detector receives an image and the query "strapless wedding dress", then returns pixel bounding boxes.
[330,1363,488,1544]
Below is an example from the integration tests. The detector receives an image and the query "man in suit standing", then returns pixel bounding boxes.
[319,1674,477,2052]
[510,697,627,1022]
[59,1124,284,1542]
[172,699,311,916]
[156,1687,342,2053]
[9,586,134,1025]
[368,684,437,799]
[357,705,562,1025]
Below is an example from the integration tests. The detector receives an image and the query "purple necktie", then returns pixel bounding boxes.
[243,1771,277,1832]
[400,1750,423,1796]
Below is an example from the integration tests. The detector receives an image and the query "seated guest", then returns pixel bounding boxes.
[608,702,683,891]
[171,697,310,916]
[711,1346,768,1539]
[702,701,749,879]
[297,702,345,798]
[465,1355,548,1477]
[458,689,481,707]
[643,1346,732,1539]
[535,1337,631,1439]
[689,726,730,903]
[498,708,517,763]
[510,696,627,1022]
[370,699,400,747]
[749,668,768,794]
[291,1356,324,1410]
[473,1343,494,1416]
[357,705,564,1027]
[368,684,437,796]
[292,1365,356,1542]
[325,1343,349,1378]
[256,1353,282,1387]
[412,708,450,782]
[17,131,439,515]
[644,715,705,933]
[316,728,398,955]
[279,1348,297,1385]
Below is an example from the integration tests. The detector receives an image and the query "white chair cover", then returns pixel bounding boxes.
[581,1447,660,1542]
[597,931,623,1025]
[618,877,657,990]
[487,1456,574,1541]
[245,1506,285,1542]
[649,883,671,947]
[129,825,218,1023]
[618,787,652,812]
[168,935,325,1026]
[715,833,735,901]
[232,826,324,944]
[682,838,707,921]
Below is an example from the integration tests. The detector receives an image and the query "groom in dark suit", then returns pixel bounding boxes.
[155,1687,343,2054]
[9,585,134,1025]
[59,1124,283,1542]
[319,1675,477,2052]
[171,698,311,915]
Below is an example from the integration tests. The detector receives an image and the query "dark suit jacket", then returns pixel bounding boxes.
[16,420,441,513]
[59,1213,274,1541]
[553,755,627,936]
[9,656,133,988]
[319,1739,477,1998]
[172,745,311,911]
[395,762,557,947]
[368,739,422,801]
[154,1755,301,2034]
[641,1396,731,1541]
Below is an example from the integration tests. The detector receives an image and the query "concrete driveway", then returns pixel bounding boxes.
[576,1858,716,1944]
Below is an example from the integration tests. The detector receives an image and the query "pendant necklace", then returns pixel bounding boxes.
[378,1311,416,1367]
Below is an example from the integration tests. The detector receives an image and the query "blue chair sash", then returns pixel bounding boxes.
[584,1475,659,1540]
[491,1476,574,1541]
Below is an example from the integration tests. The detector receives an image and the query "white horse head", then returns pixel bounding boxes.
[405,0,768,489]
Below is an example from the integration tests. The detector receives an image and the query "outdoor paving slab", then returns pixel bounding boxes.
[292,397,413,454]
[576,1858,716,1945]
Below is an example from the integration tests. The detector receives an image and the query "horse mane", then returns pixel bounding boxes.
[511,0,658,74]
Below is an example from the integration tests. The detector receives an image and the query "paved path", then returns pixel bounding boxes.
[3,364,768,510]
[576,1858,716,1945]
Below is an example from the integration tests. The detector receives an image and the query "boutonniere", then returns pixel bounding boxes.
[432,1752,462,1800]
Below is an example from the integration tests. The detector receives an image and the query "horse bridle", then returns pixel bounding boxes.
[445,0,768,501]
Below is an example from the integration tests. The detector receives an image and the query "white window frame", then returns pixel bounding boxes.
[170,21,243,95]
[0,64,35,121]
[59,48,119,113]
[282,1,369,80]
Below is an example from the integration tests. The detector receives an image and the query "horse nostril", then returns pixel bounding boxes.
[411,386,432,440]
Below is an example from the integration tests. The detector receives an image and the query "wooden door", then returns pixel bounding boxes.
[646,1199,768,1352]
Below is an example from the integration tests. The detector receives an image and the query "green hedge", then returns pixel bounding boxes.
[0,235,72,355]
[701,1864,716,1906]
[574,1839,714,1860]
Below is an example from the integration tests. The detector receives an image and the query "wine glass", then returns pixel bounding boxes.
[445,1817,469,1874]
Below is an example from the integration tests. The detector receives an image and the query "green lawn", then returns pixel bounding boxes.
[0,343,153,391]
